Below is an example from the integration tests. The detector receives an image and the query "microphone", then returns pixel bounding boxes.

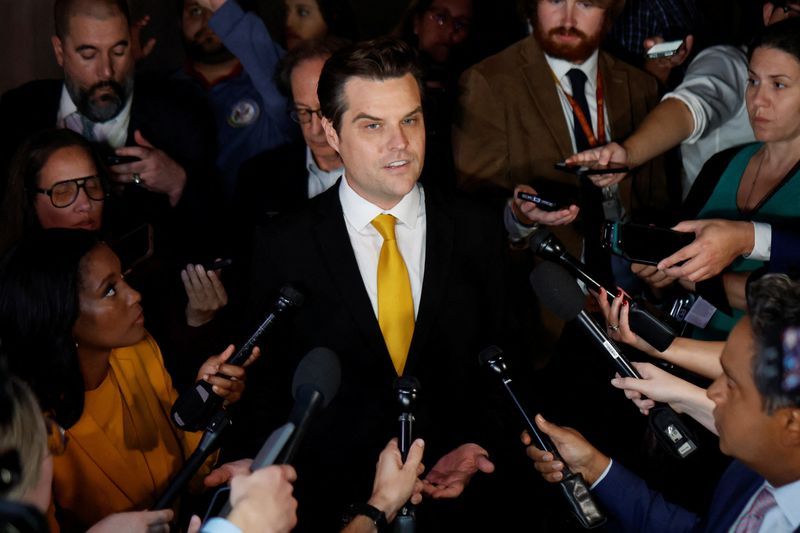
[528,229,675,351]
[393,377,419,532]
[171,284,304,431]
[478,346,605,529]
[212,347,341,520]
[529,261,698,459]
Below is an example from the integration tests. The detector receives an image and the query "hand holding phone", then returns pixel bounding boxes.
[602,222,695,266]
[516,191,563,212]
[555,161,630,176]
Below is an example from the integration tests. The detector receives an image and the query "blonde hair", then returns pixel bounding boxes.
[0,376,47,501]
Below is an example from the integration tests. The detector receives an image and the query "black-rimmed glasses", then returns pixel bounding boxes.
[290,107,324,124]
[426,8,471,34]
[32,175,106,208]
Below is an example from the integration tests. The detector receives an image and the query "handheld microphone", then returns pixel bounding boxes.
[171,284,304,431]
[478,346,605,529]
[529,229,675,352]
[212,347,341,520]
[393,377,419,532]
[529,261,698,459]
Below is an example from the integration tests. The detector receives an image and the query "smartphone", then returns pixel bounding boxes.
[202,258,233,271]
[110,223,154,275]
[645,39,684,59]
[602,222,695,266]
[105,154,141,166]
[555,161,630,176]
[516,191,564,212]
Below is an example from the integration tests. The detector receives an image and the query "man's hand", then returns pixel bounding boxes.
[182,263,228,327]
[204,458,254,488]
[228,465,298,533]
[130,16,157,62]
[511,184,579,226]
[631,262,676,290]
[86,510,174,533]
[521,414,609,485]
[111,130,188,207]
[565,142,630,188]
[195,344,260,405]
[422,443,494,499]
[195,0,227,12]
[657,219,754,282]
[368,438,426,522]
[643,35,694,85]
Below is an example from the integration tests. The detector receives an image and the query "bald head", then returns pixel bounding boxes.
[54,0,131,39]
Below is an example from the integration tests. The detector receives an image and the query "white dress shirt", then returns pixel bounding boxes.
[56,84,132,148]
[306,146,343,199]
[338,174,426,319]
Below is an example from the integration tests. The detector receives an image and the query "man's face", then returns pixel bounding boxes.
[322,73,425,210]
[52,12,134,123]
[182,1,233,64]
[534,0,608,63]
[708,318,783,467]
[291,57,339,165]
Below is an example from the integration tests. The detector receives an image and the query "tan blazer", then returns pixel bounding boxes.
[453,35,669,258]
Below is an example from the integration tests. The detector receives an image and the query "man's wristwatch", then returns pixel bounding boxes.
[342,502,388,529]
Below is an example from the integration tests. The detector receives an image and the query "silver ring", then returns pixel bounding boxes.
[132,173,143,185]
[608,324,620,332]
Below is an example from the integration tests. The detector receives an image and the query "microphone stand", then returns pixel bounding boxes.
[153,409,230,510]
[393,377,419,533]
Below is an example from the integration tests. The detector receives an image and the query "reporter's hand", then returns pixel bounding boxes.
[111,130,188,206]
[511,184,579,227]
[521,415,609,485]
[228,465,298,533]
[130,16,157,61]
[204,458,254,488]
[86,510,174,533]
[565,142,630,187]
[657,219,754,282]
[195,344,261,405]
[594,288,659,357]
[182,262,228,327]
[631,262,675,290]
[368,438,426,522]
[610,362,693,415]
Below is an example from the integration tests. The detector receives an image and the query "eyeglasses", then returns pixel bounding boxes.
[290,107,324,124]
[426,8,471,35]
[782,3,800,16]
[45,416,68,456]
[32,175,106,208]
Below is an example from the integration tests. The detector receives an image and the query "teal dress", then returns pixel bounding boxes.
[692,143,800,339]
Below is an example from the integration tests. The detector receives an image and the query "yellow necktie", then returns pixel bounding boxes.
[371,214,415,375]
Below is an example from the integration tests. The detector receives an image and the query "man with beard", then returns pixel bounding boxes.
[175,0,297,199]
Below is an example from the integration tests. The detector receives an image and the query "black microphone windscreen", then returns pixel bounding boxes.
[529,261,585,322]
[279,283,305,307]
[528,227,553,253]
[291,347,340,408]
[478,345,504,366]
[393,376,420,391]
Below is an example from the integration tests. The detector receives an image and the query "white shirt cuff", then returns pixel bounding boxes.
[590,458,614,490]
[744,222,771,261]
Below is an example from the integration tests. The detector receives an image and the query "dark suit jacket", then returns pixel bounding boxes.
[771,227,800,275]
[453,35,670,258]
[239,182,517,531]
[595,459,764,532]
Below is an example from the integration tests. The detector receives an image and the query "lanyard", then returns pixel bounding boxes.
[552,68,606,148]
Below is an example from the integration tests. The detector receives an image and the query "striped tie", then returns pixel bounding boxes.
[733,486,777,533]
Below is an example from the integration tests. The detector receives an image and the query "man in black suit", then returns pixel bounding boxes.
[241,38,522,531]
[234,37,345,228]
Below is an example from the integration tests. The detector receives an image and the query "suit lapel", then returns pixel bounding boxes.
[520,38,575,160]
[312,187,394,370]
[600,53,632,141]
[404,190,454,374]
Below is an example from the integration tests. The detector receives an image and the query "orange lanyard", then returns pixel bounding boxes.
[552,69,606,148]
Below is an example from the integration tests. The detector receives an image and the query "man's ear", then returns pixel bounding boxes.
[778,407,800,447]
[52,35,65,67]
[322,117,340,154]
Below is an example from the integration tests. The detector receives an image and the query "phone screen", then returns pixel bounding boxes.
[645,40,684,59]
[606,223,695,265]
[555,161,630,176]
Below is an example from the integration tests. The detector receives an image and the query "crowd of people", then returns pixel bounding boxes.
[1,0,799,532]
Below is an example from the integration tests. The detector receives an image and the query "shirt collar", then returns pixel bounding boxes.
[772,477,800,529]
[338,171,422,233]
[306,146,343,178]
[544,49,600,94]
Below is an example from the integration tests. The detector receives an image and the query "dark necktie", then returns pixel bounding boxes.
[566,68,613,286]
